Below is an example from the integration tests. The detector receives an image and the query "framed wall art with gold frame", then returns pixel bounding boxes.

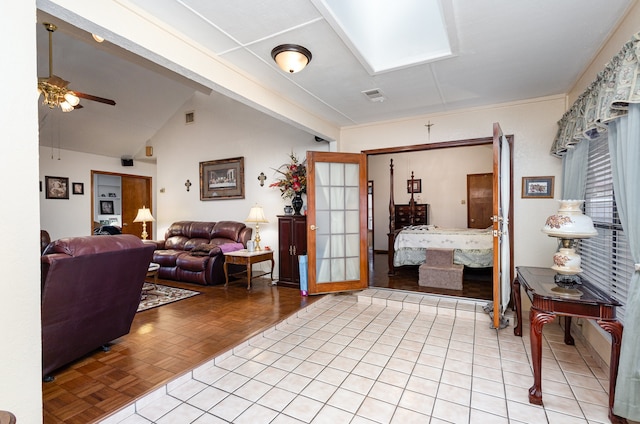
[199,157,245,200]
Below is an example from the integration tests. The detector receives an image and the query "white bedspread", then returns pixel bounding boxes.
[393,226,493,268]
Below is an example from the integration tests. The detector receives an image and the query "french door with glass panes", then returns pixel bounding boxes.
[305,151,368,294]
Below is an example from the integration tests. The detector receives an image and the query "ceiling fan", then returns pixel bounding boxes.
[38,22,116,112]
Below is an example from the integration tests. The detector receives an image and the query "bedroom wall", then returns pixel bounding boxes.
[340,95,566,267]
[39,148,156,240]
[368,145,493,249]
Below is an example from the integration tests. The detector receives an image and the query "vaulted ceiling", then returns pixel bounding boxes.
[36,1,634,159]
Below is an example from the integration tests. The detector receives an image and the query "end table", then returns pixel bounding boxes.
[512,266,624,424]
[224,249,274,290]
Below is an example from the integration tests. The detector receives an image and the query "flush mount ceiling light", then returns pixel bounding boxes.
[271,44,312,73]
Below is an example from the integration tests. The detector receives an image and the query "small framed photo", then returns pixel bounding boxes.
[407,179,422,194]
[522,176,554,198]
[72,182,84,195]
[100,200,115,215]
[45,176,69,199]
[199,156,245,200]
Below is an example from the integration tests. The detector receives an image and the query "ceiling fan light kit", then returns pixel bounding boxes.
[271,44,312,73]
[38,22,116,112]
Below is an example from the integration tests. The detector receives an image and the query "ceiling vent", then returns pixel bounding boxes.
[362,88,386,102]
[185,111,195,124]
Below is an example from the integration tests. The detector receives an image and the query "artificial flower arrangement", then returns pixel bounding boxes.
[270,152,307,200]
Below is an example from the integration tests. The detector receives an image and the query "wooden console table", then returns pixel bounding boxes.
[224,249,274,290]
[512,266,625,424]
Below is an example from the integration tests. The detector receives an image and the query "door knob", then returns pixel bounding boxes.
[309,225,317,231]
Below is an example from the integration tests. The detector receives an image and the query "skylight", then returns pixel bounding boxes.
[313,0,452,74]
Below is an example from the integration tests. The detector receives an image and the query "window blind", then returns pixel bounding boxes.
[579,135,633,323]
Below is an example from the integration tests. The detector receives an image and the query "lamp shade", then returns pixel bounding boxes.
[245,205,268,223]
[271,44,312,73]
[133,207,155,223]
[542,200,597,238]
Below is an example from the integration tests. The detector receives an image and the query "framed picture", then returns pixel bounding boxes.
[100,200,115,215]
[45,176,69,199]
[199,157,245,200]
[407,179,422,194]
[72,182,84,195]
[522,176,554,198]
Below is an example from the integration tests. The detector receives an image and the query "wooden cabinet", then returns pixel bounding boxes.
[394,203,429,228]
[277,215,307,288]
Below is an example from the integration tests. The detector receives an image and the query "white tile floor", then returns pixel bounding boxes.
[100,289,615,424]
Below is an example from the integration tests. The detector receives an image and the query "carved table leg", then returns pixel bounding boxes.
[597,320,625,424]
[528,307,556,405]
[513,276,522,337]
[564,316,575,345]
[269,256,275,284]
[246,261,252,290]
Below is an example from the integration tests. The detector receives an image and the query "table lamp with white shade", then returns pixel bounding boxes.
[245,204,268,251]
[542,200,597,295]
[133,206,155,240]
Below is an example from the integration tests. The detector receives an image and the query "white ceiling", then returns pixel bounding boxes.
[37,1,634,159]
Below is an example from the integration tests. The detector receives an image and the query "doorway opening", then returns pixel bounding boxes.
[363,135,513,301]
[91,170,153,238]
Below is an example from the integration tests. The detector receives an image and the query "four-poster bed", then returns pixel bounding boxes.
[387,159,494,276]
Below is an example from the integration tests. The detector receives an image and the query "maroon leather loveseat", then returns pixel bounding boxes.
[150,221,251,285]
[41,234,155,379]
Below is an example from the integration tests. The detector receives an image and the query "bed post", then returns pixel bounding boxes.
[388,159,396,275]
[408,171,416,224]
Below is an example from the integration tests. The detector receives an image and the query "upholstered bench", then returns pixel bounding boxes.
[418,248,464,290]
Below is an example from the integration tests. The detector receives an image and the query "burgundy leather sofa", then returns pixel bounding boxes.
[41,234,155,379]
[150,221,251,285]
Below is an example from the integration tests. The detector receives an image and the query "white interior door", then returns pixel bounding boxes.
[491,122,514,329]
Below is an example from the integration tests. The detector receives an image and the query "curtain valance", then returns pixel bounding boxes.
[551,32,640,157]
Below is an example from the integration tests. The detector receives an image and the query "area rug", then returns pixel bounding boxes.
[137,283,200,312]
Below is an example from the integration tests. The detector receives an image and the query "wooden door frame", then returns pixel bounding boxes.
[363,135,514,294]
[90,170,153,235]
[367,180,374,249]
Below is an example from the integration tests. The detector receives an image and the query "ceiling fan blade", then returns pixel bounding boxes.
[73,104,84,110]
[73,91,116,106]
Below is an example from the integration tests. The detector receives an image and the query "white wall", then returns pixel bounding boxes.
[152,91,328,277]
[1,1,43,422]
[39,148,156,240]
[368,146,493,250]
[340,95,566,268]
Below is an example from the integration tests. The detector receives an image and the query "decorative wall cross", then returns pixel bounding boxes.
[257,172,267,187]
[185,179,192,191]
[425,121,434,141]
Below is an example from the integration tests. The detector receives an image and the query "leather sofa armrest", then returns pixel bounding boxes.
[143,240,164,250]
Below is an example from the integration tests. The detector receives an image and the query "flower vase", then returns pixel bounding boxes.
[292,193,303,215]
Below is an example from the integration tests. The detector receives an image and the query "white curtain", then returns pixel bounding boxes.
[561,140,589,199]
[609,103,640,421]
